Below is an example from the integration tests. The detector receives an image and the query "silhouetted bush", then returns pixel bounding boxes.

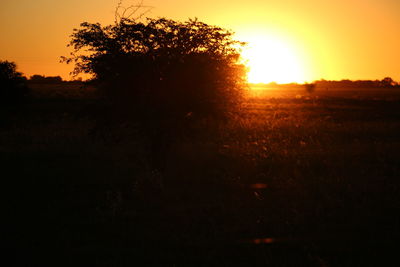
[64,18,247,168]
[380,77,397,87]
[65,18,246,121]
[0,60,29,104]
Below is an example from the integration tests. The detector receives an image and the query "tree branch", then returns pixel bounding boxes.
[114,0,153,24]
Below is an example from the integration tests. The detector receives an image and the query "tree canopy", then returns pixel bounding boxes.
[63,17,247,125]
[0,60,29,103]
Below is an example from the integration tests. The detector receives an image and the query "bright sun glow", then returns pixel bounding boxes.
[240,34,306,84]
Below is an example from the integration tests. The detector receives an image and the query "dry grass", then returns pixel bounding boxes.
[3,85,400,266]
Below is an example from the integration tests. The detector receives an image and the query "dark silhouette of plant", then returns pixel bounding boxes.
[30,75,63,84]
[0,60,29,104]
[63,17,247,169]
[380,77,396,87]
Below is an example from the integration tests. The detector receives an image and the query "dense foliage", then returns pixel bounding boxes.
[0,60,29,103]
[64,18,247,128]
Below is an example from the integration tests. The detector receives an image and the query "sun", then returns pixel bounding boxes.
[239,34,306,84]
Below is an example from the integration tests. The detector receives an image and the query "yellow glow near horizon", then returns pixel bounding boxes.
[1,1,399,81]
[239,34,306,84]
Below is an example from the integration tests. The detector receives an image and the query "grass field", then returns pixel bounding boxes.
[3,84,400,266]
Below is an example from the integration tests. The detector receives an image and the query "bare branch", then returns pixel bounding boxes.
[131,6,153,21]
[114,0,153,23]
[124,0,144,18]
[114,0,123,24]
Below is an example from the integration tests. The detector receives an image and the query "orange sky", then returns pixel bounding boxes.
[1,0,399,82]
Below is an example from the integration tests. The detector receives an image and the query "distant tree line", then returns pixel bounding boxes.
[29,75,63,84]
[28,75,83,84]
[314,77,399,89]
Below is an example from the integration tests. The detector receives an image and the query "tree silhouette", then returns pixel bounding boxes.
[381,77,396,87]
[30,75,63,84]
[63,17,247,169]
[0,60,29,104]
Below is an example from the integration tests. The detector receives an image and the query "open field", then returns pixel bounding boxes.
[3,85,400,266]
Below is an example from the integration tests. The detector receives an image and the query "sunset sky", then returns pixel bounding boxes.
[1,0,399,82]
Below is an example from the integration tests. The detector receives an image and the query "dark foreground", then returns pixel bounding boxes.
[3,86,400,266]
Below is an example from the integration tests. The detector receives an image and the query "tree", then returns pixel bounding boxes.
[380,77,396,87]
[64,18,246,119]
[0,60,29,103]
[63,17,247,169]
